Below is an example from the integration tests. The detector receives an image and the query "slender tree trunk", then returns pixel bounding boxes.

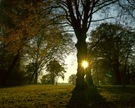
[30,68,38,84]
[29,73,34,84]
[86,69,94,86]
[5,51,20,85]
[34,70,38,84]
[123,50,130,84]
[126,66,130,84]
[113,59,121,85]
[51,71,55,85]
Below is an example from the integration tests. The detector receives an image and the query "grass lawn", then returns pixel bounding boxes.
[0,85,135,108]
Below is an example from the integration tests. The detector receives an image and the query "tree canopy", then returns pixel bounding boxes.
[46,59,66,84]
[89,23,135,85]
[0,0,73,86]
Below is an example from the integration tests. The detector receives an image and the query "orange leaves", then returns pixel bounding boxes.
[0,1,50,54]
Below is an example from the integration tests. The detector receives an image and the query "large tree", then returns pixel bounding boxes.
[0,0,74,86]
[48,1,121,107]
[46,59,66,84]
[25,28,73,84]
[0,0,51,86]
[51,0,119,89]
[24,26,63,84]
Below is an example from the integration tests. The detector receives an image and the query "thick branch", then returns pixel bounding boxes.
[82,0,91,32]
[74,0,81,25]
[66,0,77,26]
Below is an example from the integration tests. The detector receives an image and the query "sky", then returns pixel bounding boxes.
[39,50,77,83]
[58,54,77,83]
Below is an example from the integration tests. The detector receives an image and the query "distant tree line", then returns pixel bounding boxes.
[88,23,135,85]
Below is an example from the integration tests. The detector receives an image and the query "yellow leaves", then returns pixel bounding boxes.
[2,16,44,53]
[1,0,64,57]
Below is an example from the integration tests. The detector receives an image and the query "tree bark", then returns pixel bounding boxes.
[86,69,94,86]
[75,35,94,89]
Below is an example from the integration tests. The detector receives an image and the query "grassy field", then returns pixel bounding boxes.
[0,85,135,108]
[98,86,135,108]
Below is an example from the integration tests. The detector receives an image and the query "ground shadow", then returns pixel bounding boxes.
[66,85,112,108]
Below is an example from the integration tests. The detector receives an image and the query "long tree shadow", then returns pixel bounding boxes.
[67,85,111,108]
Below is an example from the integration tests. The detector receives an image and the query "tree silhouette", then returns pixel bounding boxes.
[68,74,76,85]
[46,59,66,85]
[0,0,47,86]
[51,0,119,107]
[53,0,118,89]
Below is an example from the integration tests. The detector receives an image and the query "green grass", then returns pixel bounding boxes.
[0,85,135,108]
[0,85,74,108]
[98,86,135,108]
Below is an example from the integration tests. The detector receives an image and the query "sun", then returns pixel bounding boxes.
[81,60,89,69]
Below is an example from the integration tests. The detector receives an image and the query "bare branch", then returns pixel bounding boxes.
[91,17,114,22]
[74,0,81,24]
[118,0,135,19]
[88,34,105,53]
[93,0,118,14]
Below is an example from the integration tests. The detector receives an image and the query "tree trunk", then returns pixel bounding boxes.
[113,59,121,85]
[34,70,38,84]
[5,51,20,86]
[123,51,130,84]
[86,69,94,86]
[51,71,55,85]
[75,36,94,89]
[29,73,34,84]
